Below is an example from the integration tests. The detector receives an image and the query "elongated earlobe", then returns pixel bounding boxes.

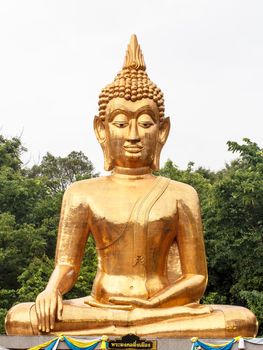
[159,117,170,144]
[94,116,114,171]
[94,116,106,143]
[152,117,170,171]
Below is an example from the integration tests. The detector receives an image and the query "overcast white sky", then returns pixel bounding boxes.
[0,0,262,173]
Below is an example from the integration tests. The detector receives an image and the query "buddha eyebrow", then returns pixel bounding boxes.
[107,105,157,122]
[136,107,157,122]
[108,104,127,114]
[108,109,128,122]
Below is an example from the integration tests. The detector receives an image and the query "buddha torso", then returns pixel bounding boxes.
[67,175,182,303]
[5,173,259,337]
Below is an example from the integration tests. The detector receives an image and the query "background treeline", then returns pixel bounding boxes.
[0,135,262,335]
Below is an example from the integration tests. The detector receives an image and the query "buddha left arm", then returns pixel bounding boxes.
[110,186,207,308]
[150,186,208,307]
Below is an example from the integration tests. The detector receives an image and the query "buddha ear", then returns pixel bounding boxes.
[94,115,114,171]
[152,117,170,171]
[158,117,170,145]
[94,115,106,144]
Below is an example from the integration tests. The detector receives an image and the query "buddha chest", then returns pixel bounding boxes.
[88,177,178,275]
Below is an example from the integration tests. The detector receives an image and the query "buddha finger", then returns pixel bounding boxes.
[87,299,133,310]
[109,297,133,305]
[130,299,152,308]
[44,299,50,332]
[110,297,151,308]
[49,298,56,330]
[35,300,41,330]
[57,293,63,321]
[39,299,45,332]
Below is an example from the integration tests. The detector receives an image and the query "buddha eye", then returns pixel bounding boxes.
[138,114,155,128]
[111,114,128,128]
[113,121,128,128]
[139,122,153,128]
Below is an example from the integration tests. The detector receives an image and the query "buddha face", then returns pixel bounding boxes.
[94,98,170,171]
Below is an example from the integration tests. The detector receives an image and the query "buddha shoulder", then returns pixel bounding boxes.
[166,178,200,208]
[62,176,108,204]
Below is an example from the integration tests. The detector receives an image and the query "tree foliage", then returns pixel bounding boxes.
[203,139,263,334]
[158,138,263,335]
[0,136,97,333]
[0,135,262,335]
[29,151,98,193]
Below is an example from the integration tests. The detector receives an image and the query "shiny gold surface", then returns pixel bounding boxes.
[5,35,258,337]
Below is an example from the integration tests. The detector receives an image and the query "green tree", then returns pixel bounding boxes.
[157,140,263,335]
[28,151,98,193]
[0,135,98,333]
[203,139,263,334]
[0,135,25,171]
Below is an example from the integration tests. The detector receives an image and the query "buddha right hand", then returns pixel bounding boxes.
[35,288,63,333]
[85,297,133,311]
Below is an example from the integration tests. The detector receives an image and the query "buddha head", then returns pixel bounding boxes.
[94,35,170,171]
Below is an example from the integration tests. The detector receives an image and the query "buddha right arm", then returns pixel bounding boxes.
[36,183,90,332]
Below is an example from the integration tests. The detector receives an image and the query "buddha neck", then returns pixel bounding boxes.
[111,166,153,180]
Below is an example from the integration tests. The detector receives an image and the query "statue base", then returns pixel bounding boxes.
[0,336,261,350]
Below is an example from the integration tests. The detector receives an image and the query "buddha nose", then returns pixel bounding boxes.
[127,120,140,142]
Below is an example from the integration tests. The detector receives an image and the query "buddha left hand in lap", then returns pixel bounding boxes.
[5,35,258,338]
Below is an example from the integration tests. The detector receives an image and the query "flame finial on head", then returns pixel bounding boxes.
[123,34,146,71]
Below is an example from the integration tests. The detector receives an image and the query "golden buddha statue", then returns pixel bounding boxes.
[5,35,258,338]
